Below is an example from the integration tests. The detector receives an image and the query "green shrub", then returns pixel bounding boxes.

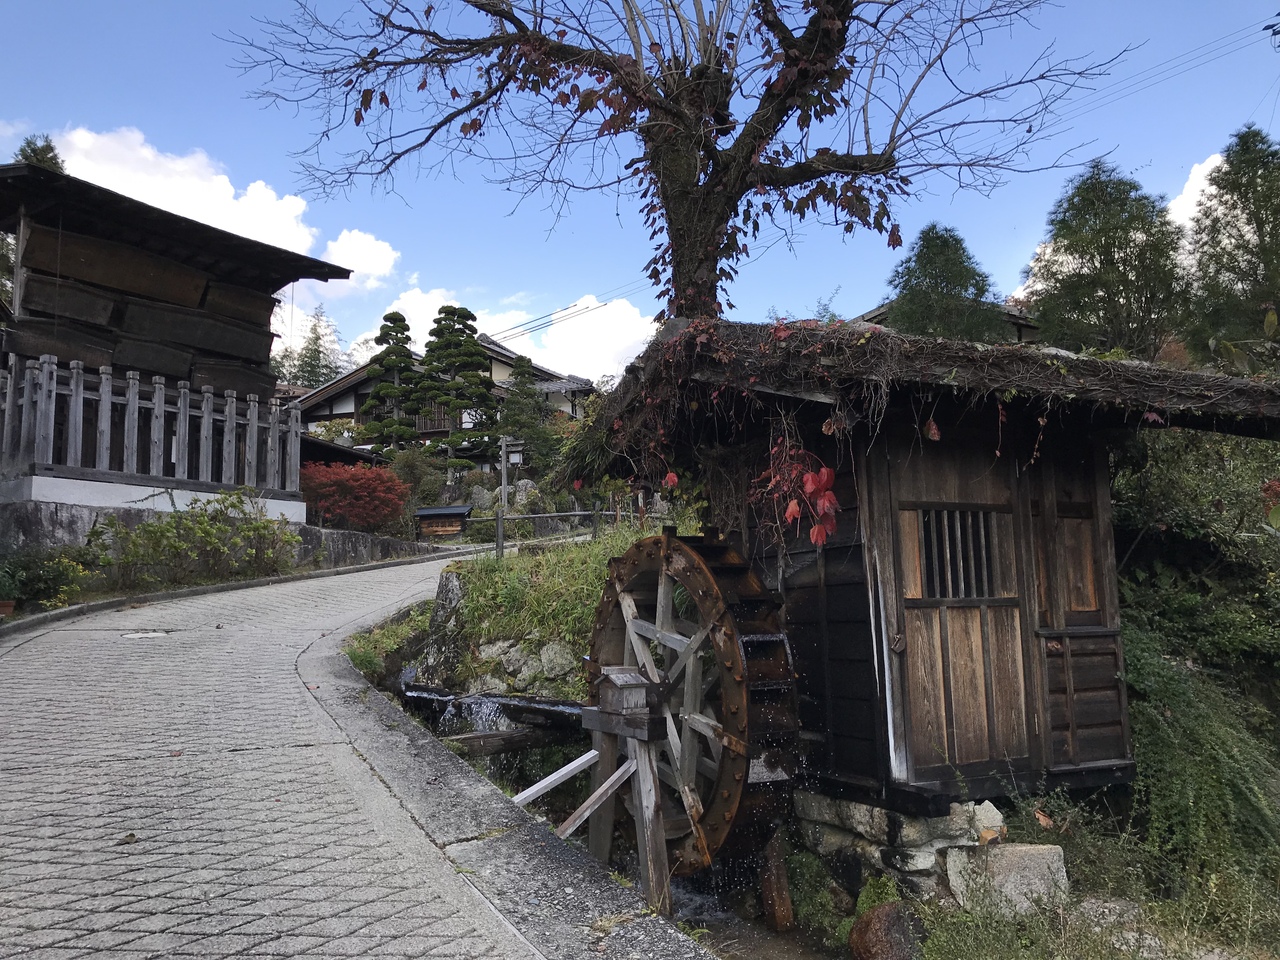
[782,847,855,949]
[0,549,95,610]
[345,601,433,679]
[90,489,301,589]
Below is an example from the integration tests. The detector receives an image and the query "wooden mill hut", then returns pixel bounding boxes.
[566,318,1280,814]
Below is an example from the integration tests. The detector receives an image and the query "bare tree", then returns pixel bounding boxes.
[238,0,1115,320]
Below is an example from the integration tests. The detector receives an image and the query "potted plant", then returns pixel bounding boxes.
[0,563,21,617]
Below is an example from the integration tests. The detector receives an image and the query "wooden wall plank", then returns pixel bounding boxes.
[904,607,947,768]
[113,337,193,380]
[203,281,277,326]
[190,359,275,400]
[21,271,117,325]
[21,223,209,307]
[898,509,923,599]
[1062,518,1099,612]
[3,319,115,369]
[121,301,274,362]
[946,606,990,764]
[988,606,1029,759]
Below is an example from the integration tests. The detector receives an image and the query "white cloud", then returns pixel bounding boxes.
[322,229,400,291]
[0,119,26,140]
[1169,154,1223,227]
[478,295,654,381]
[57,127,319,254]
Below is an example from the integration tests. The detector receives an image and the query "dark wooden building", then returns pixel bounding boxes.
[569,318,1280,813]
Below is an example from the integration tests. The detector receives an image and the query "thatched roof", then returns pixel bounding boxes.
[564,318,1280,483]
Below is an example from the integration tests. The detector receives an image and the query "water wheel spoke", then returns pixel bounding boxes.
[617,590,662,681]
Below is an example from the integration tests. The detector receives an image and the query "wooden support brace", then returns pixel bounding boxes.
[511,749,599,808]
[556,757,636,840]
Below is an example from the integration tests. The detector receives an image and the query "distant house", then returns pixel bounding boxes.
[848,299,1040,342]
[298,332,594,443]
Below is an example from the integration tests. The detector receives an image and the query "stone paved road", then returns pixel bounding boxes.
[0,560,550,960]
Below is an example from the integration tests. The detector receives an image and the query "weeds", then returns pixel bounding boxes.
[345,601,434,680]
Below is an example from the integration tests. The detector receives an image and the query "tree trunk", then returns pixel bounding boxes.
[665,191,736,320]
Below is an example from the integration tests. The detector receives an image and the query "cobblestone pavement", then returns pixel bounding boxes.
[0,561,550,960]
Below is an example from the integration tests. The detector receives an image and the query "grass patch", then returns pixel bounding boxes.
[345,600,434,680]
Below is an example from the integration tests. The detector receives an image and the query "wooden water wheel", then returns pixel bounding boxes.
[578,528,800,908]
[510,529,799,912]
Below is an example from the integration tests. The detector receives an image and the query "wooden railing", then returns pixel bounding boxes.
[0,354,301,492]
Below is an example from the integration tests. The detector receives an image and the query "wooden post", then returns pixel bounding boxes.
[198,386,215,482]
[0,368,10,472]
[285,401,301,492]
[12,208,27,317]
[222,390,238,485]
[174,381,190,480]
[96,366,113,470]
[265,399,280,490]
[150,376,166,477]
[66,361,84,468]
[1,355,17,471]
[19,360,38,466]
[587,731,619,861]
[632,741,672,915]
[122,371,140,474]
[34,355,57,465]
[244,394,259,488]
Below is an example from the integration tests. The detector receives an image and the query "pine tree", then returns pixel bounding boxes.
[291,305,343,387]
[413,305,496,468]
[3,134,67,307]
[360,312,420,451]
[884,223,1006,341]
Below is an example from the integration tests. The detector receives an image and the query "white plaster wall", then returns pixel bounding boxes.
[0,475,306,523]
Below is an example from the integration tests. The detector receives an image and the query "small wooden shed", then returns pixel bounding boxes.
[568,319,1280,813]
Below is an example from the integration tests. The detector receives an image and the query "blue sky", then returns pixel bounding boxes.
[3,2,1277,381]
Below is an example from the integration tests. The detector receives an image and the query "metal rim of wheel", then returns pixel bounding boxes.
[587,529,798,875]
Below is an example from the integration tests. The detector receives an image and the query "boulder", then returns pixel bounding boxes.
[847,902,925,960]
[405,567,467,686]
[539,641,580,679]
[514,478,537,506]
[470,485,494,510]
[945,843,1067,914]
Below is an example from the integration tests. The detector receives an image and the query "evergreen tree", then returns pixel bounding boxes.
[1024,159,1187,360]
[360,311,420,451]
[291,305,343,387]
[1191,126,1280,354]
[413,305,496,466]
[3,134,67,308]
[884,223,1007,341]
[498,356,558,475]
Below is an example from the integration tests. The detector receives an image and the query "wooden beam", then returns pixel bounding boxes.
[632,741,671,915]
[121,300,274,363]
[511,749,600,808]
[2,318,115,370]
[587,731,619,862]
[557,757,636,840]
[21,223,209,307]
[113,336,193,380]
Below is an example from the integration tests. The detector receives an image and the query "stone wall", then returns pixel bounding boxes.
[0,499,432,570]
[405,567,583,699]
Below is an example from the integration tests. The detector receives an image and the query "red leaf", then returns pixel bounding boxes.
[784,499,802,523]
[816,490,839,516]
[802,471,820,496]
[809,523,828,547]
[816,466,834,492]
[663,471,679,489]
[925,418,941,441]
[573,479,583,491]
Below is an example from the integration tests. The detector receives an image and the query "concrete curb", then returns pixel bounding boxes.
[0,546,484,640]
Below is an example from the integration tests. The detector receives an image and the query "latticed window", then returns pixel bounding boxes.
[919,509,999,600]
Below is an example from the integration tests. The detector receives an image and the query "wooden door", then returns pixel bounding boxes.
[898,506,1030,777]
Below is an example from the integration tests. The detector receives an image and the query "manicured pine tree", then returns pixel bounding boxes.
[360,311,420,451]
[413,305,496,466]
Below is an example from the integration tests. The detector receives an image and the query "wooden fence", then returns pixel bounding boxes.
[0,354,301,492]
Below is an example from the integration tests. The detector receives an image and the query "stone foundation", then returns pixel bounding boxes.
[793,790,1064,903]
